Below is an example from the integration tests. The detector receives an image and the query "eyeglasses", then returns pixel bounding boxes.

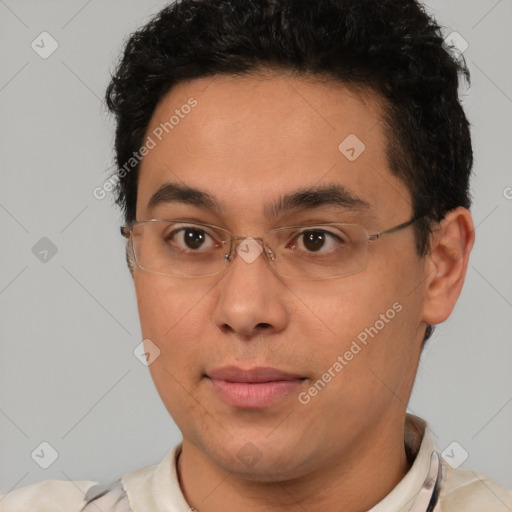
[120,216,423,281]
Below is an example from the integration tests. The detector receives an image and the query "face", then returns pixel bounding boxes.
[133,72,428,480]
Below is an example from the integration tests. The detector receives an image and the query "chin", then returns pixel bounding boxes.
[201,432,319,482]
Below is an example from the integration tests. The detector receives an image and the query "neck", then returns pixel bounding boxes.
[177,416,411,512]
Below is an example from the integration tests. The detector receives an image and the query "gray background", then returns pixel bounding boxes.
[1,0,511,496]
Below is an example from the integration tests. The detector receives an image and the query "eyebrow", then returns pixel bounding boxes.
[146,182,372,220]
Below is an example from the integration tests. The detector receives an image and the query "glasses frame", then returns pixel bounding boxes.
[120,215,425,280]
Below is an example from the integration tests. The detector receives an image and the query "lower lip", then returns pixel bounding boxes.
[207,378,304,409]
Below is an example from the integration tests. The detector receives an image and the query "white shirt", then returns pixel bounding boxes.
[1,414,511,511]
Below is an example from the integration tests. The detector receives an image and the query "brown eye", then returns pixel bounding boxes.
[182,228,207,249]
[165,226,218,252]
[302,230,327,251]
[290,229,348,253]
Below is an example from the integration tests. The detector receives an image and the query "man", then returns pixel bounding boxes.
[1,0,510,510]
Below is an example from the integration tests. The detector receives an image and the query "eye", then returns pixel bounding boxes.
[288,228,349,253]
[164,225,220,252]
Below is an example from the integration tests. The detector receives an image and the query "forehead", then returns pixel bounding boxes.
[136,72,411,225]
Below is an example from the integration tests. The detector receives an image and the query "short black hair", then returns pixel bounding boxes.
[105,0,473,345]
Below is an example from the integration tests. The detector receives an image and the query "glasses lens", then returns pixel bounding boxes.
[129,221,370,280]
[131,221,230,277]
[267,224,369,280]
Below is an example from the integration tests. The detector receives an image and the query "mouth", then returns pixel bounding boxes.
[205,366,307,409]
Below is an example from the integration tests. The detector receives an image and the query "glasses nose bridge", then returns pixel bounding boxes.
[225,234,275,264]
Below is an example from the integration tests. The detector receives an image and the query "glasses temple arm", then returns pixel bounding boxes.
[368,215,426,241]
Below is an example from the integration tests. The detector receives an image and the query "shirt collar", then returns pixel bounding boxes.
[369,413,440,512]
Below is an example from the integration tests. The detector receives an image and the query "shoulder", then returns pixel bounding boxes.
[0,478,135,512]
[0,448,177,512]
[440,461,512,511]
[0,479,97,512]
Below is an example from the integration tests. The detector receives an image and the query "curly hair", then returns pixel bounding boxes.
[105,0,473,345]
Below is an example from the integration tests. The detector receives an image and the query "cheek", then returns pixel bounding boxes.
[134,272,211,337]
[293,263,421,381]
[133,273,217,386]
[287,274,395,343]
[133,273,214,419]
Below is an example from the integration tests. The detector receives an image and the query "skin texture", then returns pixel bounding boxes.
[132,72,475,512]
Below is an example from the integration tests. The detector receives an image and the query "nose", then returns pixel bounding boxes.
[212,236,289,338]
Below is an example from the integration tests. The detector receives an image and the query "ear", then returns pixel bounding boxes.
[421,207,475,325]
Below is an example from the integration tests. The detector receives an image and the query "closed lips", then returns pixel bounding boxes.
[206,366,306,382]
[205,366,307,408]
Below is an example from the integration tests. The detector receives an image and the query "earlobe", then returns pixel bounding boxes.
[421,207,475,325]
